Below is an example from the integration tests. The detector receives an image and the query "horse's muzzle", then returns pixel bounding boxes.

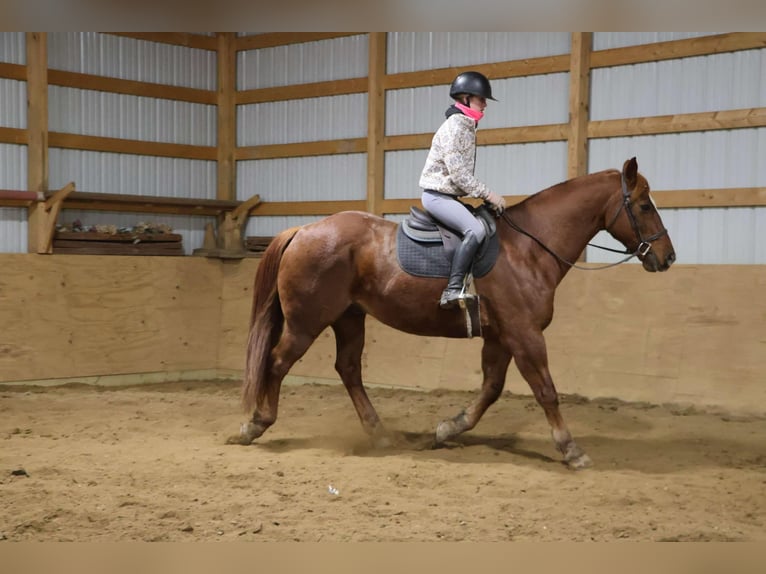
[643,250,675,272]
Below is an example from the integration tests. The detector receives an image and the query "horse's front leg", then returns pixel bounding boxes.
[512,329,592,470]
[435,337,511,444]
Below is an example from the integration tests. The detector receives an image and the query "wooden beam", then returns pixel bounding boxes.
[37,182,76,254]
[375,187,766,215]
[478,124,569,146]
[216,33,237,202]
[383,124,568,152]
[652,187,766,209]
[0,61,26,81]
[383,54,571,91]
[26,32,49,254]
[48,69,216,104]
[366,33,386,216]
[591,32,766,69]
[236,138,366,161]
[4,186,765,214]
[235,33,363,52]
[567,32,592,181]
[0,126,28,145]
[236,77,367,105]
[589,107,766,138]
[54,191,242,216]
[251,200,366,216]
[48,132,216,160]
[106,33,217,51]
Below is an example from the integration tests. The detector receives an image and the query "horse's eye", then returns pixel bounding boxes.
[639,204,652,212]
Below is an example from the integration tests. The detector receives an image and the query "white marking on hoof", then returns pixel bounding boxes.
[435,420,456,444]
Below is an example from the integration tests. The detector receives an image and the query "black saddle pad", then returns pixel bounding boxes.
[396,225,499,279]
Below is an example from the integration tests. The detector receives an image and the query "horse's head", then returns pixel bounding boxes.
[605,158,676,272]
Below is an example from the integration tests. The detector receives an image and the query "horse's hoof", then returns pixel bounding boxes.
[225,434,253,445]
[224,422,264,445]
[566,453,593,470]
[435,420,457,444]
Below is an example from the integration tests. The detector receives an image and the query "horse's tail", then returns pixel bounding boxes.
[242,226,300,413]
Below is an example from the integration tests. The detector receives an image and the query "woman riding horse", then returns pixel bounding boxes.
[420,71,507,309]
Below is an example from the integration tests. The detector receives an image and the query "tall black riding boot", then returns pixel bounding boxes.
[439,230,480,309]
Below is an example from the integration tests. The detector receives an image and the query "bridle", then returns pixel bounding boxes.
[499,172,669,271]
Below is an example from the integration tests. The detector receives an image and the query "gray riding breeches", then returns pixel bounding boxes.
[421,189,486,243]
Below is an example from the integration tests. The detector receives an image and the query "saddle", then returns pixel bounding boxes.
[397,203,499,279]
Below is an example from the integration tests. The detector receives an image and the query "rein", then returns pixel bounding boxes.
[499,173,669,271]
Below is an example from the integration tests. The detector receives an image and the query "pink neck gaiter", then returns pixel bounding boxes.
[455,102,484,123]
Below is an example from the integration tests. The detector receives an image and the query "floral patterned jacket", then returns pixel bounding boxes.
[419,110,493,201]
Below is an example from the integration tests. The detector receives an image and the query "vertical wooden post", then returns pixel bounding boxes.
[366,33,386,216]
[216,32,237,202]
[26,32,49,253]
[568,32,592,262]
[567,32,592,181]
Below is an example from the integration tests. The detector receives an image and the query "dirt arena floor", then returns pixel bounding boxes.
[1,379,764,542]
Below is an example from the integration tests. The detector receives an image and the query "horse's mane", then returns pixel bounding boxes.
[510,168,620,211]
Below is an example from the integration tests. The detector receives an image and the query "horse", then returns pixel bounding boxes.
[226,157,676,469]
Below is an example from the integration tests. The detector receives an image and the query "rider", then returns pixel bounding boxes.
[419,70,506,309]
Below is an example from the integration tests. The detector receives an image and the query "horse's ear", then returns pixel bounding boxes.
[623,157,638,188]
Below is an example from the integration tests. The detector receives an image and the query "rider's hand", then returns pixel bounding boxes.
[486,191,506,215]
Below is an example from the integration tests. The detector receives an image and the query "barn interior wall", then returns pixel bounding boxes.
[1,254,763,415]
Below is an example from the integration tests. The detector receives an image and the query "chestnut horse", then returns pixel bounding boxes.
[227,158,675,469]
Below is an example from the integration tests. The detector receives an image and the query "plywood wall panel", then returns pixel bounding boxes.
[0,254,221,382]
[1,255,763,416]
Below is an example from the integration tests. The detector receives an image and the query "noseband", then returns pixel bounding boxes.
[500,172,668,271]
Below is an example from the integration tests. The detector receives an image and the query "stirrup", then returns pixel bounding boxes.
[439,283,476,309]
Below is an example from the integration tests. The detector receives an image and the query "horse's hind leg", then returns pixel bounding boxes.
[512,329,592,469]
[435,337,512,444]
[331,306,391,447]
[230,324,316,445]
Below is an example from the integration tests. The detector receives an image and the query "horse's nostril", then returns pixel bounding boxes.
[667,252,676,265]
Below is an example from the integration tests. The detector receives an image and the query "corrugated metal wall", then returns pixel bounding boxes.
[588,33,766,264]
[237,34,369,237]
[0,33,27,252]
[47,33,216,89]
[0,32,25,65]
[384,33,570,210]
[386,32,570,73]
[0,32,217,253]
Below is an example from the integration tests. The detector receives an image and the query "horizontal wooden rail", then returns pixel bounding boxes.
[589,107,766,138]
[0,188,258,217]
[105,33,217,51]
[48,69,216,105]
[383,55,571,91]
[378,187,766,215]
[48,132,216,160]
[0,189,44,207]
[52,191,244,216]
[591,32,766,69]
[235,33,364,52]
[236,77,368,105]
[236,138,367,160]
[3,187,765,216]
[0,61,26,81]
[0,126,27,145]
[652,188,766,208]
[251,200,366,216]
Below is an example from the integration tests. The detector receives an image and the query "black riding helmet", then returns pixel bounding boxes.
[449,71,497,102]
